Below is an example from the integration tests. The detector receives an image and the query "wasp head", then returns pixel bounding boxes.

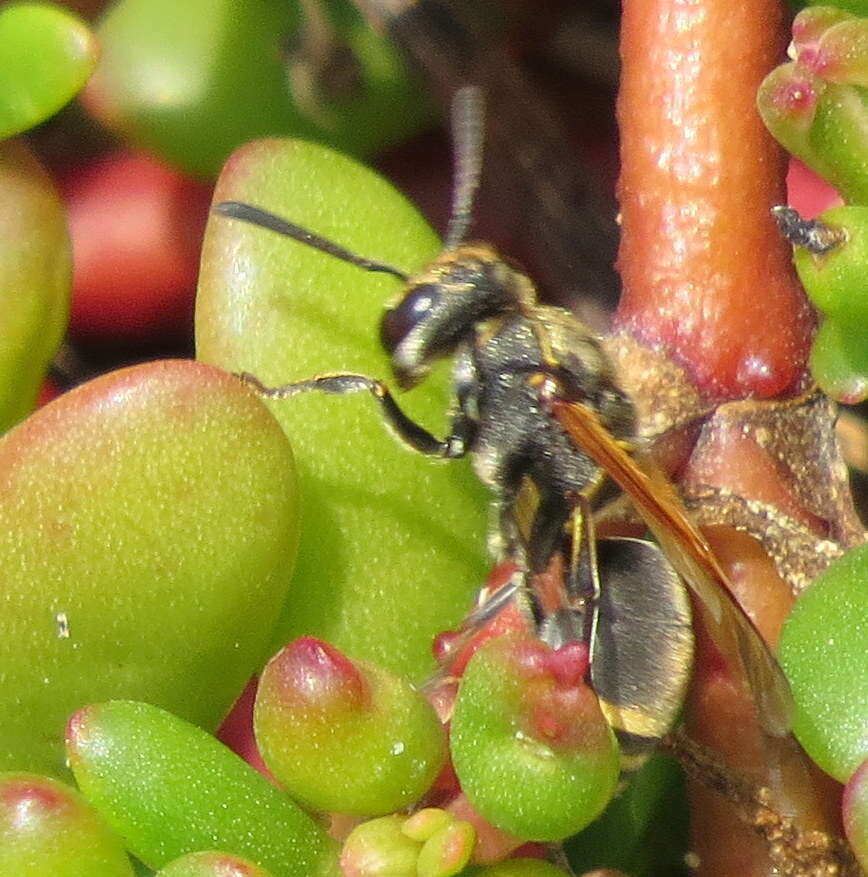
[380,244,535,389]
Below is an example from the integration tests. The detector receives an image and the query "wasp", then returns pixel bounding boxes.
[215,87,792,771]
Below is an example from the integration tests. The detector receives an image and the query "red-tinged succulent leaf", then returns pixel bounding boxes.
[339,810,474,877]
[843,757,868,871]
[0,3,98,139]
[61,151,212,341]
[618,0,813,399]
[778,543,868,782]
[758,63,831,180]
[155,850,277,876]
[66,701,339,876]
[450,635,619,842]
[83,0,428,178]
[796,13,868,88]
[254,637,446,816]
[196,137,488,680]
[402,808,453,843]
[0,140,70,432]
[0,360,297,776]
[792,6,855,55]
[0,771,134,876]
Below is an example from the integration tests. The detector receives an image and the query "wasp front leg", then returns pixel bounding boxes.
[238,371,474,459]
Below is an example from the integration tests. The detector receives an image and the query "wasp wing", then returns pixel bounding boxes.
[551,398,793,737]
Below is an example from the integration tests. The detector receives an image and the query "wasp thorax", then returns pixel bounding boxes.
[381,245,534,388]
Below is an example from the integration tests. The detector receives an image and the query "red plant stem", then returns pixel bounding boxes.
[616,0,815,401]
[616,0,849,873]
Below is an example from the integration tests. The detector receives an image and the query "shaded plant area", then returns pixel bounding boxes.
[0,1,866,876]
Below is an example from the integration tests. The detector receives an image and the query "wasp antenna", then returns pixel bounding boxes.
[214,201,410,281]
[444,85,485,251]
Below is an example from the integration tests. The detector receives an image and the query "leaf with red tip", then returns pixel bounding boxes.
[66,701,339,875]
[0,360,297,775]
[155,850,277,876]
[450,635,619,842]
[254,637,447,816]
[0,772,134,876]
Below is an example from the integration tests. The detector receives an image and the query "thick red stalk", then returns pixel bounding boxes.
[616,0,814,401]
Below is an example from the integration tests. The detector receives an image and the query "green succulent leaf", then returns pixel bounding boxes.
[255,637,447,816]
[808,316,868,402]
[0,772,134,876]
[196,137,489,681]
[84,0,429,177]
[0,2,98,139]
[154,850,277,876]
[779,543,868,781]
[66,700,340,876]
[0,139,70,431]
[564,754,688,877]
[806,0,868,17]
[0,360,297,775]
[450,635,620,842]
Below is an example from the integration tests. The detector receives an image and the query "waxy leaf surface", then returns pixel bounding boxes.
[197,138,489,680]
[0,360,298,775]
[0,3,98,139]
[84,0,428,177]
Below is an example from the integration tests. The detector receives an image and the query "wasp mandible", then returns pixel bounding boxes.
[215,86,792,770]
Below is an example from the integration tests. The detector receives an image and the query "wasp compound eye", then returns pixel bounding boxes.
[379,283,442,354]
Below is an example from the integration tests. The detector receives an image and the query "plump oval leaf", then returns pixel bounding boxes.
[779,543,868,781]
[0,3,98,138]
[0,140,70,431]
[255,637,446,816]
[0,360,297,775]
[67,701,339,876]
[84,0,428,177]
[450,635,619,842]
[0,772,134,876]
[196,138,488,680]
[809,316,868,403]
[155,850,277,876]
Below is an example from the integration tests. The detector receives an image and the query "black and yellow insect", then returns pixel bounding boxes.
[215,87,791,771]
